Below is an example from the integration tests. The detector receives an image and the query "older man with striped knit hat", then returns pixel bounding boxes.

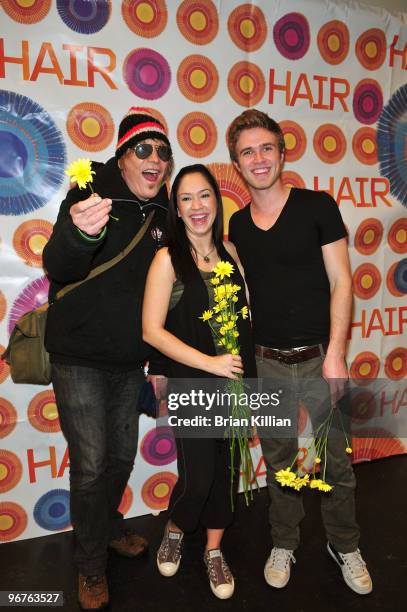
[43,108,173,610]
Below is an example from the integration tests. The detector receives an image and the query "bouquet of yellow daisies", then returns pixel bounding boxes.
[200,260,258,508]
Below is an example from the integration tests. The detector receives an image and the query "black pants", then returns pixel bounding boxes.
[169,437,239,533]
[51,363,143,575]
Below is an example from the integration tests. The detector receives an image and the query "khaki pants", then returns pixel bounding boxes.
[256,351,360,554]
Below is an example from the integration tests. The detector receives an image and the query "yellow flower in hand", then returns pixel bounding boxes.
[210,277,220,285]
[310,478,323,489]
[292,474,309,491]
[213,260,234,280]
[65,158,95,190]
[318,481,333,492]
[314,457,321,464]
[240,306,249,319]
[200,310,213,321]
[345,447,353,454]
[275,468,296,487]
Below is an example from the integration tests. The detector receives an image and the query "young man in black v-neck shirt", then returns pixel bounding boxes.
[227,109,372,596]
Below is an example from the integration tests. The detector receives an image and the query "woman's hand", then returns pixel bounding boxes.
[206,353,243,379]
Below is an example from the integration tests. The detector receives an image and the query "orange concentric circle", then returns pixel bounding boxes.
[388,218,407,254]
[122,0,167,37]
[227,3,267,52]
[296,447,309,466]
[350,351,380,384]
[141,471,177,510]
[28,390,60,433]
[352,263,381,299]
[0,502,27,542]
[118,485,133,515]
[207,163,250,234]
[177,112,217,158]
[353,218,383,255]
[317,20,349,65]
[67,103,114,152]
[13,220,53,268]
[352,127,378,165]
[355,28,386,70]
[177,54,218,103]
[386,261,405,297]
[0,291,6,323]
[0,347,10,384]
[2,0,50,24]
[227,61,265,107]
[350,390,376,424]
[177,0,218,45]
[313,124,346,164]
[384,347,407,380]
[0,450,22,493]
[280,121,306,162]
[0,398,17,439]
[281,171,306,189]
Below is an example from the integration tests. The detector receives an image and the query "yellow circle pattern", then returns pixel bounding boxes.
[136,2,154,23]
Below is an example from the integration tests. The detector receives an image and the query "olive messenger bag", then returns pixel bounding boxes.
[2,211,155,385]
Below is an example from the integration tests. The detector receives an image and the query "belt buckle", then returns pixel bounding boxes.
[278,351,293,365]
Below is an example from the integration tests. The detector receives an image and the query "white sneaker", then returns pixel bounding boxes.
[327,542,373,595]
[264,547,296,588]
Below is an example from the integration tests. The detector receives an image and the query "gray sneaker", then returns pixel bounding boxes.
[157,527,183,577]
[327,542,373,595]
[204,549,234,599]
[264,547,296,588]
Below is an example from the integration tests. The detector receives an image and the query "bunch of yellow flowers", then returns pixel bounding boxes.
[275,404,353,494]
[199,261,256,508]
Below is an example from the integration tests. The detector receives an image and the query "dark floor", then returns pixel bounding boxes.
[1,455,406,612]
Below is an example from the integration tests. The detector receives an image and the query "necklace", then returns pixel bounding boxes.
[194,245,216,263]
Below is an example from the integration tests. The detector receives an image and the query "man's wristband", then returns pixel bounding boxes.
[76,226,107,242]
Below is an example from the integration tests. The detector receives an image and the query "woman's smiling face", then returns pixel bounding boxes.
[176,172,217,241]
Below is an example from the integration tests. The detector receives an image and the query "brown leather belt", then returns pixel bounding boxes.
[255,343,328,365]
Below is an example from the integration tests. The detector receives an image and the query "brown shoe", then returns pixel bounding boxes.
[109,531,148,558]
[78,574,109,610]
[204,549,235,599]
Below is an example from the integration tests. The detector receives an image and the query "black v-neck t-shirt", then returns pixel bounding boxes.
[228,188,347,349]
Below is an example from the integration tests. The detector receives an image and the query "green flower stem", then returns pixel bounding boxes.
[88,183,119,222]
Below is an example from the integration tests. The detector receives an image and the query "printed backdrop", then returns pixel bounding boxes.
[0,0,406,542]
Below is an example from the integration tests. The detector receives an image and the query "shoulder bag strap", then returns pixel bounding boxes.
[54,211,155,302]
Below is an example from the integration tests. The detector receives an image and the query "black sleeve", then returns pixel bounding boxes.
[42,184,106,283]
[315,191,348,246]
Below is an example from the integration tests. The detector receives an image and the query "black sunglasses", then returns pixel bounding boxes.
[133,143,172,162]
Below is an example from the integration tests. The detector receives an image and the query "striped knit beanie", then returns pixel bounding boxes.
[115,107,171,160]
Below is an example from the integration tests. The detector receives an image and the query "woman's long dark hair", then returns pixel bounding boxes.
[167,164,224,283]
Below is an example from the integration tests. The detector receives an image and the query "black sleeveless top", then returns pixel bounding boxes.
[165,244,256,379]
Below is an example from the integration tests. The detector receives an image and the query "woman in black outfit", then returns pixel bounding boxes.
[143,164,255,599]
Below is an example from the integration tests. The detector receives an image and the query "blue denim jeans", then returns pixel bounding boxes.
[256,352,360,554]
[51,364,144,575]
